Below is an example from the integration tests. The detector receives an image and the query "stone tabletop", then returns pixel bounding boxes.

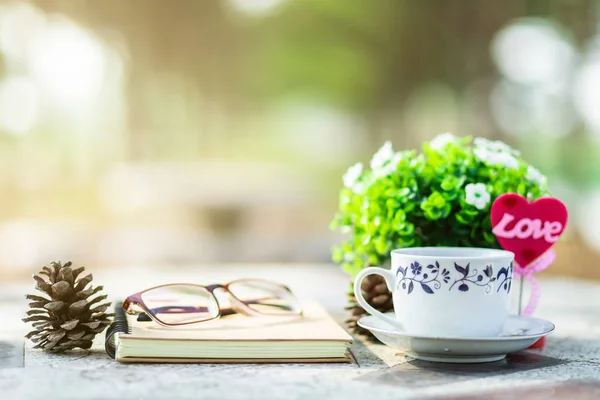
[2,264,600,399]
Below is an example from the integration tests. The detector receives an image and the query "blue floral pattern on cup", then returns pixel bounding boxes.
[449,263,496,293]
[396,261,450,294]
[496,261,513,293]
[396,260,513,294]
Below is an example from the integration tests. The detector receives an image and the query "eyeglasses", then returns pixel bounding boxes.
[123,279,303,327]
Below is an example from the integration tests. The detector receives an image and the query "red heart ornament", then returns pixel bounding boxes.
[490,193,568,268]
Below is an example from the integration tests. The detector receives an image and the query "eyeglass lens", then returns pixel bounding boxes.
[140,285,219,325]
[227,280,301,315]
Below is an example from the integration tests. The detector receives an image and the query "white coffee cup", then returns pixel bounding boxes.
[354,247,515,338]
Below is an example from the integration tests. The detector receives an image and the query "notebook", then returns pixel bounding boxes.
[105,301,353,363]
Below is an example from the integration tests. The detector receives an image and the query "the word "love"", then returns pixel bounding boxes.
[492,213,563,243]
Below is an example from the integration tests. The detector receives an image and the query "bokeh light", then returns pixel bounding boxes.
[577,191,600,253]
[0,76,39,135]
[28,17,106,104]
[492,18,576,85]
[0,2,46,64]
[490,18,580,139]
[226,0,286,16]
[490,80,576,138]
[275,100,367,164]
[573,61,600,136]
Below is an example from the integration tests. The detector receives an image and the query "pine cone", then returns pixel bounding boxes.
[345,273,393,338]
[23,261,113,352]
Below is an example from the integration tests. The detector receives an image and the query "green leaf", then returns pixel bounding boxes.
[330,135,548,272]
[374,237,388,255]
[331,247,343,263]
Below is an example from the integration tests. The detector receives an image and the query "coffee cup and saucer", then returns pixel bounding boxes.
[354,247,555,363]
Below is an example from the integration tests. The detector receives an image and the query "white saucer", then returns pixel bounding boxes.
[357,313,555,363]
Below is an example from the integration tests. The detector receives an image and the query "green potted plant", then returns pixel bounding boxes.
[331,133,550,333]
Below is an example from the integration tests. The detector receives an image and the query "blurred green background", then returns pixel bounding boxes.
[0,0,598,279]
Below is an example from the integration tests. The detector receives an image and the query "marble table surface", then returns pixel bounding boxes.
[2,264,600,400]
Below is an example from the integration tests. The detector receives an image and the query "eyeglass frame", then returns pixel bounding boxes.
[123,279,303,327]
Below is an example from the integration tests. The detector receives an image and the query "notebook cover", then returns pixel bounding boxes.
[105,301,353,363]
[117,356,352,364]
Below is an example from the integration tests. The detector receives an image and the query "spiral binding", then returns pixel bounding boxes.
[104,301,130,359]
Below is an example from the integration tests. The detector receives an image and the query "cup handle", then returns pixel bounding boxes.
[354,267,403,329]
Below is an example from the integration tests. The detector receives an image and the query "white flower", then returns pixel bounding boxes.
[374,151,403,178]
[343,162,363,190]
[526,165,547,186]
[473,137,520,156]
[392,151,405,165]
[465,183,491,210]
[352,182,367,194]
[429,132,459,150]
[492,152,519,169]
[412,153,425,168]
[370,141,394,171]
[473,145,489,162]
[473,137,520,170]
[473,146,519,170]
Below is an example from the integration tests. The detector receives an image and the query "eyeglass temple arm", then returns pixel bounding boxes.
[150,300,295,314]
[136,299,295,321]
